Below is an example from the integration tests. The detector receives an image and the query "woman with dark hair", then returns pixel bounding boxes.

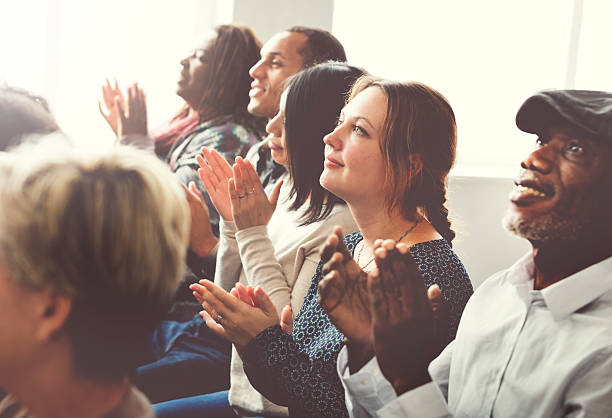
[154,62,364,417]
[194,76,473,418]
[111,24,264,407]
[99,24,265,245]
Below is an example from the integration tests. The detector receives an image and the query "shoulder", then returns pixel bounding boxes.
[409,239,472,291]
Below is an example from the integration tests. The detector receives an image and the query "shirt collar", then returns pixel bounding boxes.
[507,252,536,286]
[540,255,612,320]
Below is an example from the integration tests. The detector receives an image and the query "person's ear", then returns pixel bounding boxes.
[408,153,424,179]
[35,290,72,343]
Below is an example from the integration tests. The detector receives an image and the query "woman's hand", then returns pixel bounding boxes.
[231,283,294,334]
[99,78,124,136]
[189,280,280,349]
[197,148,234,221]
[230,157,283,230]
[181,182,218,257]
[116,83,148,137]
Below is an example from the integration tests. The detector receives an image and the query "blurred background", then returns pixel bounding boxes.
[2,0,610,284]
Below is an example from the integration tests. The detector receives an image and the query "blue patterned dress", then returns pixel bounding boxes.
[242,231,473,418]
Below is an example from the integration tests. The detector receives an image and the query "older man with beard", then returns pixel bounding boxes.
[334,90,612,418]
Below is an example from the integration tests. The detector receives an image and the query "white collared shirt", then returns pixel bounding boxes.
[339,253,612,417]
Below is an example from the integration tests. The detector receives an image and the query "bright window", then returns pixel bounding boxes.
[332,0,610,177]
[1,0,220,147]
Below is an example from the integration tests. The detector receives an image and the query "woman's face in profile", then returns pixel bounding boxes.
[320,86,388,204]
[265,90,289,167]
[176,30,217,106]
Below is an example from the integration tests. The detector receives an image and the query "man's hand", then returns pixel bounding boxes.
[318,227,374,372]
[369,240,450,395]
[181,182,218,257]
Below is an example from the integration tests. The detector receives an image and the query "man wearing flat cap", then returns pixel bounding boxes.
[336,90,612,417]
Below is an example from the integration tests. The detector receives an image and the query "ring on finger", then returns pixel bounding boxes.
[238,194,246,199]
[215,314,223,324]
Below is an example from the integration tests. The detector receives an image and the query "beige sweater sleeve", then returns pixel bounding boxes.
[234,203,358,315]
[235,224,291,313]
[214,219,242,292]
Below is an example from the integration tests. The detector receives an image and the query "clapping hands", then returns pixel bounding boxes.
[198,149,283,230]
[368,240,449,394]
[99,80,148,137]
[190,280,280,350]
[318,229,450,391]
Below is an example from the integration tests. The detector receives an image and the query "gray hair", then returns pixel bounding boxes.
[0,141,190,379]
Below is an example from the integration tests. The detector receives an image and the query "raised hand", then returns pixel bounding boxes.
[368,240,450,395]
[181,181,218,257]
[117,83,148,137]
[197,148,234,221]
[190,280,279,349]
[229,157,283,230]
[99,78,124,136]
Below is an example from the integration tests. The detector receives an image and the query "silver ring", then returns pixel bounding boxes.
[215,314,223,324]
[238,194,246,199]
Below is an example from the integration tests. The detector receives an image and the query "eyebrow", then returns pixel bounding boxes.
[262,51,285,59]
[353,115,377,132]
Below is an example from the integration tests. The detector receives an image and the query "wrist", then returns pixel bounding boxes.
[392,369,432,395]
[346,339,374,374]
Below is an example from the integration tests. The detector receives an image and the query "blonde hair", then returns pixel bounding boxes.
[0,141,190,379]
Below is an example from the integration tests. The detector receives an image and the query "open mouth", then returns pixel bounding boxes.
[515,184,549,197]
[510,179,554,205]
[249,83,265,98]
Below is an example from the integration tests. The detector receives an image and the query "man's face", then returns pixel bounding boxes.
[503,124,612,242]
[247,31,307,118]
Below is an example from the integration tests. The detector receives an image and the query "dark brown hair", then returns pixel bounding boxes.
[348,77,457,244]
[283,62,365,225]
[286,26,347,67]
[179,25,266,134]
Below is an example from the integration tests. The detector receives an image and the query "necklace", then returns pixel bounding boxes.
[356,218,421,271]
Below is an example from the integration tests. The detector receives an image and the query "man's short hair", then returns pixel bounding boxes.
[0,143,190,381]
[286,26,347,67]
[0,86,59,150]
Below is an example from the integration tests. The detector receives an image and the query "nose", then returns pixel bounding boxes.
[520,143,554,174]
[180,55,189,67]
[249,59,264,79]
[323,123,343,150]
[266,111,282,138]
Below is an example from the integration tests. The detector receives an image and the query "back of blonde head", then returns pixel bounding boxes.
[0,141,190,380]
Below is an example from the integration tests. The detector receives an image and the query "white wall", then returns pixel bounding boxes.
[232,0,334,41]
[447,176,530,288]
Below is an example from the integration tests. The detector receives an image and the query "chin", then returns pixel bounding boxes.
[502,209,585,242]
[319,171,340,196]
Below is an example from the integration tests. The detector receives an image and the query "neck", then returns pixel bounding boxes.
[9,348,129,418]
[348,202,419,248]
[531,235,612,290]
